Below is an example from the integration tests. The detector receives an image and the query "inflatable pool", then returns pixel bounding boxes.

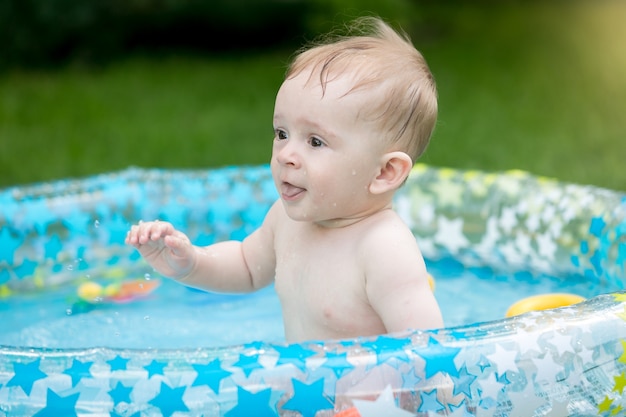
[1,164,625,416]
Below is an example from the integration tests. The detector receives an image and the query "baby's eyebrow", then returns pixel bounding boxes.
[299,117,337,139]
[273,114,286,127]
[273,114,336,139]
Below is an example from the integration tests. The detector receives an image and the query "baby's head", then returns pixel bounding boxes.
[285,17,438,163]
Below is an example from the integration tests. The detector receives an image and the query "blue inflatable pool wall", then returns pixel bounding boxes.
[1,164,625,416]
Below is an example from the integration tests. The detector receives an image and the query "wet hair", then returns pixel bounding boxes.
[286,16,438,162]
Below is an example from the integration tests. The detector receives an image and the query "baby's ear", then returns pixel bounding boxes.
[369,151,413,195]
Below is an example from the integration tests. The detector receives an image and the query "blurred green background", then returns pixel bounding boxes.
[1,0,624,190]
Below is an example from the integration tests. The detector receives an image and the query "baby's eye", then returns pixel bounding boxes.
[309,137,324,148]
[275,129,288,140]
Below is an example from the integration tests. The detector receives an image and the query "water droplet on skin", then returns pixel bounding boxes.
[352,169,357,175]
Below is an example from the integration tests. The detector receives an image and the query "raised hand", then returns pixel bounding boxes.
[125,220,196,280]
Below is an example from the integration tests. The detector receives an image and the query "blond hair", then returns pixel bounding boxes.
[286,17,438,162]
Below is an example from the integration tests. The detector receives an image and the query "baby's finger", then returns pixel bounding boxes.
[136,222,158,244]
[139,220,173,244]
[147,221,173,241]
[125,224,142,245]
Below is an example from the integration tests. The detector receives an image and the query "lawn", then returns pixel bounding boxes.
[1,2,624,190]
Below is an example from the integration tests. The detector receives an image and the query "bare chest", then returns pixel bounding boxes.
[274,231,359,295]
[272,226,384,340]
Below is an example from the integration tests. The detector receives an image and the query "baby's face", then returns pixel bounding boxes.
[271,70,389,227]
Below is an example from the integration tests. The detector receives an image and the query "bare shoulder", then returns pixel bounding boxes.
[359,209,443,331]
[357,209,426,281]
[358,209,420,252]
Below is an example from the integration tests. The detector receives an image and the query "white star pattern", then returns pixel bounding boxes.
[434,217,469,254]
[547,217,564,237]
[559,202,578,223]
[499,207,518,234]
[540,204,557,225]
[352,385,415,417]
[513,324,544,355]
[574,344,596,369]
[532,353,561,383]
[536,233,557,259]
[486,344,519,374]
[525,214,541,232]
[475,371,506,401]
[499,241,524,266]
[575,191,595,209]
[418,204,436,226]
[546,331,575,357]
[514,232,533,257]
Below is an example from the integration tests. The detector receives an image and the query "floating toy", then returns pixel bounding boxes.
[1,164,625,416]
[77,278,160,304]
[334,406,361,416]
[505,292,586,317]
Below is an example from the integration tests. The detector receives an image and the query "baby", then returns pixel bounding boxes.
[126,17,443,342]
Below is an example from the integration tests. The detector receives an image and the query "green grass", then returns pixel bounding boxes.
[416,1,626,191]
[0,53,286,186]
[1,2,625,190]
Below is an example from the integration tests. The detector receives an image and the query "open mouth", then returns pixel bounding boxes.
[280,182,305,201]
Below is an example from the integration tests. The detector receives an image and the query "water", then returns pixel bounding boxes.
[427,258,600,326]
[0,258,602,349]
[0,280,284,349]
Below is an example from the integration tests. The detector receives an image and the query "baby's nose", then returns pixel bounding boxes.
[276,143,300,167]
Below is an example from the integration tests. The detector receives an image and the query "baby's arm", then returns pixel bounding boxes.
[125,202,279,293]
[362,222,443,332]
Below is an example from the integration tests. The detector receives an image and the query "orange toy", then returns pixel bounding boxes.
[77,279,161,304]
[111,279,160,303]
[334,407,361,417]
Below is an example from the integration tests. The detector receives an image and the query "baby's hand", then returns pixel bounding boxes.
[125,221,196,280]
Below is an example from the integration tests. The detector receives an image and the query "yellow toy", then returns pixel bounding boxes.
[506,293,586,317]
